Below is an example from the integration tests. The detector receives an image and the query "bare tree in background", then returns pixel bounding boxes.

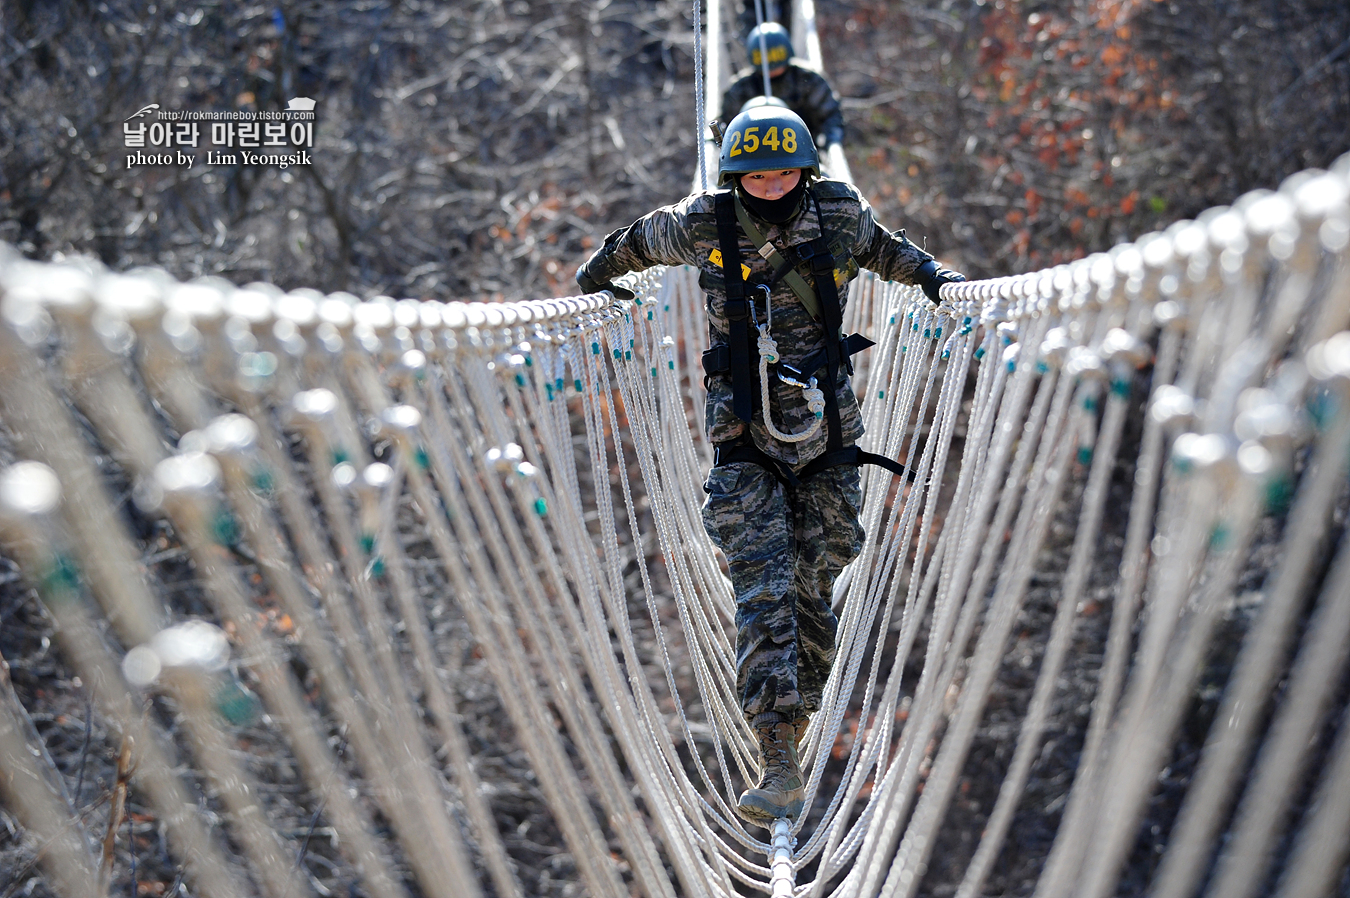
[7,1,1346,288]
[1,0,697,298]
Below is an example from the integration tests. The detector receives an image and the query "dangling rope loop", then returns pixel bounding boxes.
[751,284,824,443]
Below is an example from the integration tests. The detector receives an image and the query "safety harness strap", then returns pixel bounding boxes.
[714,191,755,422]
[701,332,874,380]
[803,190,847,453]
[732,193,823,321]
[713,441,801,490]
[781,332,875,383]
[713,442,915,490]
[797,446,915,483]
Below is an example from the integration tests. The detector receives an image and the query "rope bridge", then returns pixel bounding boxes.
[3,2,1350,895]
[3,154,1349,897]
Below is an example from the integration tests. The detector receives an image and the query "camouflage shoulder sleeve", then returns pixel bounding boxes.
[604,192,714,275]
[836,182,934,283]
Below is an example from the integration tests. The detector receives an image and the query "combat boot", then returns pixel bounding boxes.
[736,714,805,823]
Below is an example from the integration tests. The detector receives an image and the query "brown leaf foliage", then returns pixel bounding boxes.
[827,0,1350,276]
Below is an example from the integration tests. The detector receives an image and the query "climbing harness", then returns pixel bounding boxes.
[704,186,909,486]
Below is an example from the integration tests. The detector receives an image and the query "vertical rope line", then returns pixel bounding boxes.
[754,0,772,95]
[286,357,482,898]
[955,354,1136,898]
[405,364,632,898]
[0,322,400,898]
[1077,477,1265,898]
[0,656,103,898]
[803,306,978,881]
[1033,323,1182,898]
[1271,594,1350,898]
[693,0,707,190]
[885,349,1085,898]
[44,329,333,898]
[365,458,526,898]
[1153,385,1350,898]
[1205,486,1350,898]
[852,313,1056,898]
[582,303,739,898]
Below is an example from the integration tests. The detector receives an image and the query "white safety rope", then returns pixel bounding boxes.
[754,0,773,97]
[752,287,826,442]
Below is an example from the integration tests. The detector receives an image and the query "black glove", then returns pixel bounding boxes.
[914,259,966,304]
[575,264,635,300]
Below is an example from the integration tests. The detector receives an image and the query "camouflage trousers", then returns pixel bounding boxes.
[701,460,865,721]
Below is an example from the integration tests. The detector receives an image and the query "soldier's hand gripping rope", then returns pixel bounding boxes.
[913,259,966,304]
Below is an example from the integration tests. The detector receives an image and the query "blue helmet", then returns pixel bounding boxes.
[717,104,818,186]
[746,22,792,69]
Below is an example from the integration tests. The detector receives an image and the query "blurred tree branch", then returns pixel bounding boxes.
[0,0,696,299]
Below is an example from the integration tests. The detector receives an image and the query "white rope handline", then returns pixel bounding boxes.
[1,132,1350,898]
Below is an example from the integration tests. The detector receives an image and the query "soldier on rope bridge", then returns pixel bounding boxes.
[721,23,845,153]
[576,105,963,825]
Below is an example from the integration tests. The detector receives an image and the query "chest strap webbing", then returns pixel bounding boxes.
[732,193,822,321]
[701,332,872,381]
[802,191,847,453]
[780,332,875,383]
[714,190,755,423]
[797,447,913,483]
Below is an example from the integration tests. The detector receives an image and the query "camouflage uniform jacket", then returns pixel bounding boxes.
[720,61,844,147]
[589,179,934,466]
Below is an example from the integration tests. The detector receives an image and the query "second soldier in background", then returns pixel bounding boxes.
[721,23,845,153]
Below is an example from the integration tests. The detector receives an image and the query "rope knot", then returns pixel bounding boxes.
[803,381,825,420]
[756,325,779,365]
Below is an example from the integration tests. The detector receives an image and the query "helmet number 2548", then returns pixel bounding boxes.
[727,126,797,157]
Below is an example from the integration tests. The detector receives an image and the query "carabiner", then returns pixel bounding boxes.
[749,283,771,327]
[778,367,816,390]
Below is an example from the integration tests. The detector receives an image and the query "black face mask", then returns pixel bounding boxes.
[737,176,807,225]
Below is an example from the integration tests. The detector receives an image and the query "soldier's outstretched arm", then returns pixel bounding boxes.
[851,193,965,303]
[576,197,705,296]
[577,225,638,297]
